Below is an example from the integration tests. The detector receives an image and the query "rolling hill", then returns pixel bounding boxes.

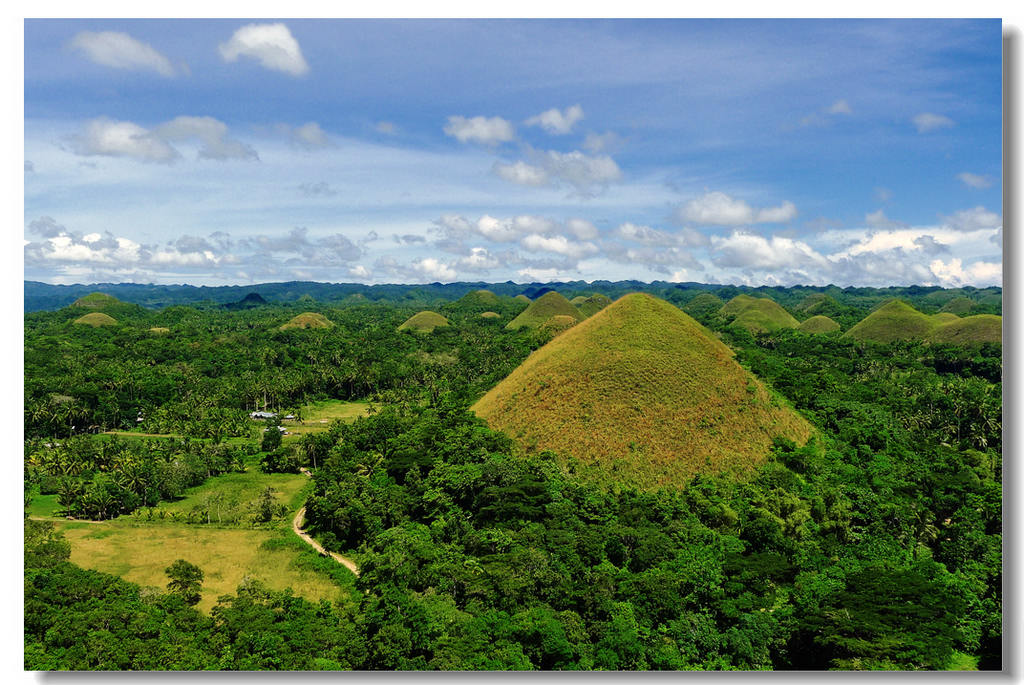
[928,314,1002,345]
[73,312,117,327]
[398,311,451,333]
[457,289,502,308]
[682,292,725,319]
[72,292,121,308]
[505,291,584,330]
[798,315,840,334]
[844,300,940,343]
[280,312,334,330]
[721,296,799,334]
[473,293,813,490]
[575,293,613,318]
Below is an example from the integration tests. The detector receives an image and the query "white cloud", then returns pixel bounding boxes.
[457,247,502,271]
[475,215,522,242]
[941,206,1001,232]
[615,222,677,246]
[566,218,599,240]
[375,121,397,135]
[864,209,906,229]
[521,234,598,259]
[712,232,827,270]
[70,117,179,163]
[540,150,621,195]
[219,23,309,76]
[443,115,515,145]
[929,258,1002,287]
[348,265,371,279]
[678,191,796,226]
[525,104,584,135]
[69,30,176,77]
[493,160,548,186]
[912,112,954,133]
[582,131,621,154]
[517,267,567,282]
[279,122,332,149]
[412,257,457,282]
[69,116,257,163]
[957,172,994,189]
[154,116,258,161]
[826,99,852,115]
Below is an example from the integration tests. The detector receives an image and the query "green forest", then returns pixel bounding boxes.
[24,282,1002,671]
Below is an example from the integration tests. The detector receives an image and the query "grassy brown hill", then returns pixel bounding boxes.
[539,314,578,336]
[72,292,121,308]
[505,292,583,330]
[473,293,813,490]
[73,312,117,327]
[575,294,613,318]
[844,300,938,343]
[798,315,840,334]
[930,312,961,325]
[149,327,171,335]
[479,311,501,319]
[928,315,1002,345]
[398,311,451,333]
[280,312,334,330]
[722,296,799,334]
[514,294,531,303]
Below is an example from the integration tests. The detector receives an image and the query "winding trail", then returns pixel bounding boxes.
[293,468,359,576]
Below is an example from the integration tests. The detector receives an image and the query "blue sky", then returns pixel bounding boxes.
[23,19,1003,286]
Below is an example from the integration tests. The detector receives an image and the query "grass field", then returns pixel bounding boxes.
[282,399,372,439]
[147,469,311,522]
[54,519,352,612]
[26,488,60,518]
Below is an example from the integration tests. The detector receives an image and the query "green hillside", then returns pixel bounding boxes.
[798,315,840,334]
[722,296,799,334]
[505,291,584,330]
[398,311,451,333]
[73,312,118,328]
[682,292,725,319]
[280,312,334,330]
[844,300,939,343]
[941,297,975,316]
[457,289,502,308]
[928,315,1002,345]
[474,293,813,490]
[72,292,121,308]
[575,293,613,318]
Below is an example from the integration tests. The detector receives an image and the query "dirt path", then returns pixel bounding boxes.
[30,515,106,525]
[293,467,359,576]
[292,506,359,576]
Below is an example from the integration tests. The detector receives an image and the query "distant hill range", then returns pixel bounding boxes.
[24,279,1001,315]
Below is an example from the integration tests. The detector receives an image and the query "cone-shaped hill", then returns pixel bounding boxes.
[845,300,1001,346]
[844,300,938,343]
[514,294,531,303]
[280,312,334,330]
[798,315,840,334]
[721,296,799,334]
[505,291,584,330]
[398,311,451,333]
[928,314,1002,345]
[73,292,120,308]
[575,293,613,318]
[479,311,501,319]
[682,292,724,319]
[457,289,502,308]
[473,293,814,490]
[940,297,975,316]
[539,314,578,336]
[73,312,117,327]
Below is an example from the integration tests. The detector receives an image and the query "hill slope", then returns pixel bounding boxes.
[72,292,121,308]
[722,296,799,334]
[280,312,334,330]
[575,293,613,318]
[398,311,451,333]
[457,289,502,308]
[798,315,840,334]
[474,293,813,489]
[73,312,117,327]
[928,315,1002,345]
[844,300,938,343]
[505,291,583,330]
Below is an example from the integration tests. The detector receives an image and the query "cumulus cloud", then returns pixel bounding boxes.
[582,131,622,154]
[457,247,503,271]
[219,23,309,76]
[521,234,598,259]
[69,30,176,77]
[957,172,994,189]
[495,148,622,196]
[69,116,257,163]
[912,112,954,133]
[865,209,906,229]
[525,104,584,135]
[348,265,371,279]
[615,222,677,246]
[153,116,258,160]
[566,218,599,240]
[940,206,1001,232]
[278,122,332,149]
[443,115,515,145]
[929,258,1001,287]
[493,160,548,186]
[712,232,828,271]
[603,243,703,273]
[69,117,179,163]
[412,257,457,282]
[677,191,797,226]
